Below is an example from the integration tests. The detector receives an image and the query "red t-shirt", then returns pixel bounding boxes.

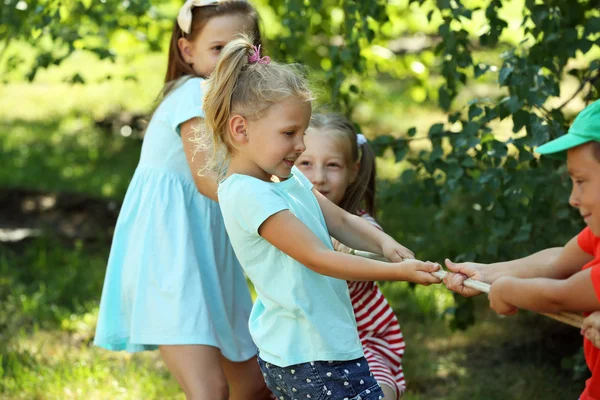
[578,227,600,400]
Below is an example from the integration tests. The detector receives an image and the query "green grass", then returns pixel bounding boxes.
[0,50,164,122]
[0,238,181,399]
[2,331,183,400]
[398,302,586,399]
[1,118,140,199]
[0,237,587,399]
[378,281,586,399]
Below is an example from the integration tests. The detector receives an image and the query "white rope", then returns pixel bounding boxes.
[351,249,584,329]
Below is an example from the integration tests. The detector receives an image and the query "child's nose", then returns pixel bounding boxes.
[312,166,326,184]
[569,186,580,208]
[295,137,306,153]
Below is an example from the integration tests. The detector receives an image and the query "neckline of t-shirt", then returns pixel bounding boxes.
[221,171,298,188]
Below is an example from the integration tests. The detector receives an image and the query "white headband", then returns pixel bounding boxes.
[356,133,368,146]
[177,0,220,34]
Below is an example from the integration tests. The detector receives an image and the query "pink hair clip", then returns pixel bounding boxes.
[248,45,271,65]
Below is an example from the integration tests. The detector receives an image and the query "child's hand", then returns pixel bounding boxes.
[397,260,441,285]
[381,238,415,262]
[488,277,518,316]
[582,312,600,348]
[443,258,487,297]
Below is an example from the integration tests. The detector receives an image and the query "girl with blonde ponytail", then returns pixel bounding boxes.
[204,36,441,400]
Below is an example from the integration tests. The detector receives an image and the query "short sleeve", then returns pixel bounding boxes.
[220,176,289,235]
[292,166,313,190]
[167,77,206,135]
[590,266,600,303]
[578,227,596,256]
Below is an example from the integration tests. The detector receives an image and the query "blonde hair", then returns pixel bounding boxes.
[310,113,377,216]
[202,35,314,174]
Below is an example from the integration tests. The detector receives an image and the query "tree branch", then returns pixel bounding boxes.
[556,70,600,111]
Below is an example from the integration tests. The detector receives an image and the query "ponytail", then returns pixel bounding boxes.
[201,35,314,176]
[348,139,376,216]
[203,36,255,166]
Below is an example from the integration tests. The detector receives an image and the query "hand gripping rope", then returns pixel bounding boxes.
[350,250,584,329]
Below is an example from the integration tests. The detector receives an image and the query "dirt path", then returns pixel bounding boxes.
[0,188,119,243]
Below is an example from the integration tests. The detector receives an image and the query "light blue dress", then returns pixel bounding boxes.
[218,168,363,367]
[94,77,256,361]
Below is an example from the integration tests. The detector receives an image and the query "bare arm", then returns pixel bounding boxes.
[258,210,439,284]
[313,188,414,261]
[445,235,593,297]
[180,118,219,202]
[489,268,600,314]
[486,236,592,281]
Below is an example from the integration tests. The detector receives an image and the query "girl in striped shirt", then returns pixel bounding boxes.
[296,113,407,399]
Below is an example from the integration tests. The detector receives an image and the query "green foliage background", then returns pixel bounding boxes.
[1,0,599,397]
[2,0,600,334]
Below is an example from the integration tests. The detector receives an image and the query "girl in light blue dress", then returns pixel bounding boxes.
[94,2,271,399]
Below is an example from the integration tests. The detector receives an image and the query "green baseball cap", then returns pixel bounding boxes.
[536,99,600,156]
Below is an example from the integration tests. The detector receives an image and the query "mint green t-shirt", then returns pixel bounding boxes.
[218,167,363,367]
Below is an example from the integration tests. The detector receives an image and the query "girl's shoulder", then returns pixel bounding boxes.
[154,76,207,133]
[163,76,206,102]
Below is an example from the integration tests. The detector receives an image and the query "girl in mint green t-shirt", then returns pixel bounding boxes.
[201,35,442,400]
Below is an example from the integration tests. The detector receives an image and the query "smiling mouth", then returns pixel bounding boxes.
[283,157,296,166]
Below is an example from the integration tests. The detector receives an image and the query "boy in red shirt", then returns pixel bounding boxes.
[444,99,600,399]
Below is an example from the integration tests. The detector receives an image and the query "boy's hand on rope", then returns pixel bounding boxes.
[582,312,600,348]
[443,258,488,297]
[398,260,442,286]
[381,238,415,262]
[488,277,518,316]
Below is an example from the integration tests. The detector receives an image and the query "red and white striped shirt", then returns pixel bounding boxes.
[348,211,406,397]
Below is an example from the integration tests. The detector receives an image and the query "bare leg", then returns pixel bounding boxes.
[220,355,273,400]
[380,382,399,400]
[160,345,229,400]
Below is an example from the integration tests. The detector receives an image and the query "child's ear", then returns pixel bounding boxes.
[349,160,360,183]
[229,115,249,144]
[177,38,194,64]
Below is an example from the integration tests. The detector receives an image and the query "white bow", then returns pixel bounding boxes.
[177,0,220,34]
[356,133,368,146]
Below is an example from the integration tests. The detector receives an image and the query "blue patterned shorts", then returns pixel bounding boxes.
[258,356,384,400]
